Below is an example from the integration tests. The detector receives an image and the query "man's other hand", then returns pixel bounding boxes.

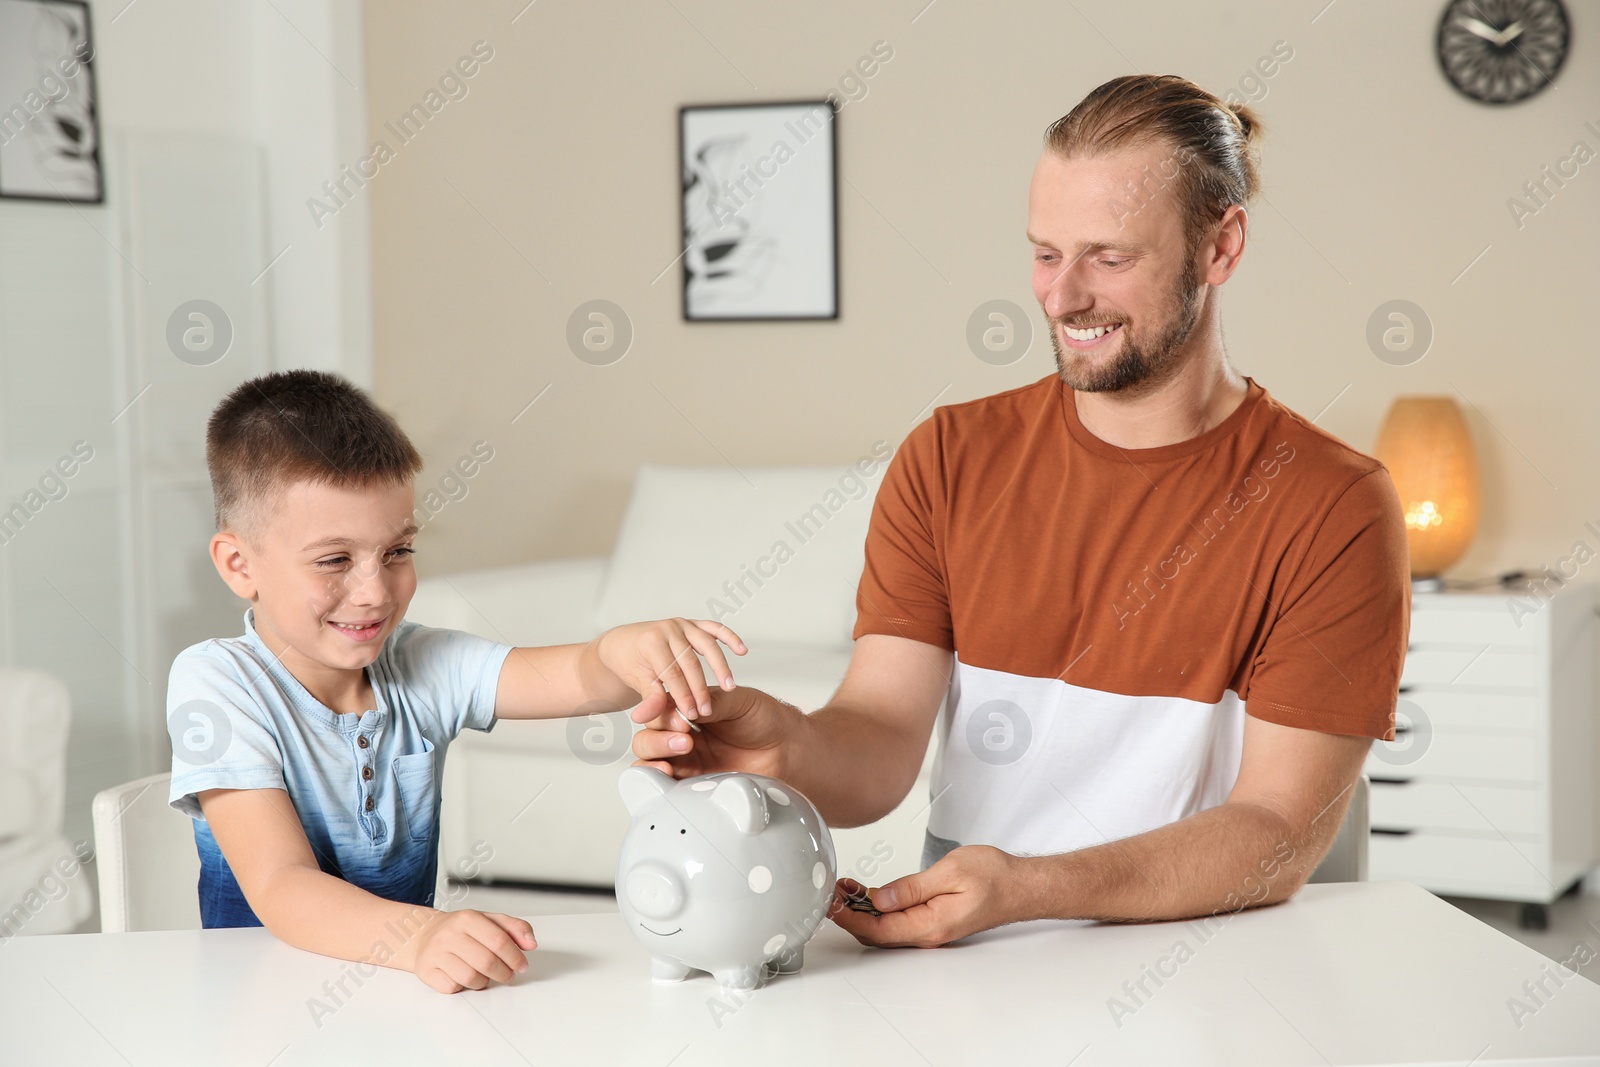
[828,845,1022,948]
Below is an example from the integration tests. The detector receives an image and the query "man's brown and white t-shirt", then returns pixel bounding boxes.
[853,375,1409,858]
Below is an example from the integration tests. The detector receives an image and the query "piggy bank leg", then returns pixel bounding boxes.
[772,945,805,974]
[651,955,692,983]
[713,963,765,991]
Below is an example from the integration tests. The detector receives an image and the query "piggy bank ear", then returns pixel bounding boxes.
[710,775,770,835]
[618,766,672,816]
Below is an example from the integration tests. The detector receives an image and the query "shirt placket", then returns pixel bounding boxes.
[354,710,386,842]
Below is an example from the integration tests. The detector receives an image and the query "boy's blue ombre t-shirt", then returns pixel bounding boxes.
[166,609,511,928]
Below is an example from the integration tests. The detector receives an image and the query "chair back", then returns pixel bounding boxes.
[1306,775,1369,884]
[92,773,200,933]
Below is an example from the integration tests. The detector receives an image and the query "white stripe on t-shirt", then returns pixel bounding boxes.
[927,656,1245,857]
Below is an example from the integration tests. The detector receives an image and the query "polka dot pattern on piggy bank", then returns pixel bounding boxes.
[615,768,838,991]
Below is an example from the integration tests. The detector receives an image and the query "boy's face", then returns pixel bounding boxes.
[211,479,418,679]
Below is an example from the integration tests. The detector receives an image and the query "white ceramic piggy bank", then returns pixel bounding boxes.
[616,767,837,990]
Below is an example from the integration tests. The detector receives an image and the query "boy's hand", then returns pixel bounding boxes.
[594,618,747,722]
[407,910,537,993]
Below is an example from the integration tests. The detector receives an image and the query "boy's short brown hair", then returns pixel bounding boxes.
[206,370,422,537]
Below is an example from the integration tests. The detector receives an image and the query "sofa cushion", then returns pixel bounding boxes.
[408,557,609,647]
[594,465,884,650]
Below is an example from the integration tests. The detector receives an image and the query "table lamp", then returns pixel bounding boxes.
[1373,396,1481,591]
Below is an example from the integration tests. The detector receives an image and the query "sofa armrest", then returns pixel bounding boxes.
[409,556,608,647]
[0,773,34,843]
[0,669,69,843]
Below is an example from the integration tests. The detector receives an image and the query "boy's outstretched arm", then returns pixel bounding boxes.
[492,618,746,724]
[198,787,535,993]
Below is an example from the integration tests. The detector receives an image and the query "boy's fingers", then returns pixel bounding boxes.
[686,628,736,691]
[669,634,715,715]
[460,938,515,984]
[488,913,538,954]
[653,638,702,720]
[693,619,747,656]
[630,691,675,725]
[470,913,529,976]
[632,698,692,743]
[420,968,462,995]
[441,953,488,991]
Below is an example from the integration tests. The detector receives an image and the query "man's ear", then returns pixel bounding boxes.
[210,532,257,601]
[1201,203,1248,286]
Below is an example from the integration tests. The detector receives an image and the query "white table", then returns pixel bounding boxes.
[3,882,1597,1066]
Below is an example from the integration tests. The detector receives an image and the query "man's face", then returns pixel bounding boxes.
[1028,145,1205,394]
[222,479,418,680]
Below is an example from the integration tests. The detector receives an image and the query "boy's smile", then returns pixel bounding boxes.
[211,478,418,713]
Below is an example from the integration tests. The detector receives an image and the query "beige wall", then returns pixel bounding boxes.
[363,1,1598,581]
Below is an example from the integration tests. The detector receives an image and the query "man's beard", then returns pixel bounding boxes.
[1049,259,1203,394]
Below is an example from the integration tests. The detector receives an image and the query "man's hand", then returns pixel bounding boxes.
[828,845,1022,948]
[629,685,799,780]
[404,909,538,993]
[591,618,747,722]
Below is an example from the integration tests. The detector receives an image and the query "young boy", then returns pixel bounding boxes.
[167,370,743,993]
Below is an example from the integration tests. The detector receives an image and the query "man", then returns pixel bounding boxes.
[630,74,1408,948]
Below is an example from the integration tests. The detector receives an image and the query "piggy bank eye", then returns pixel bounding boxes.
[679,828,687,835]
[649,824,655,830]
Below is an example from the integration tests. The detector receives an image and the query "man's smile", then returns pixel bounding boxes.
[1059,322,1125,349]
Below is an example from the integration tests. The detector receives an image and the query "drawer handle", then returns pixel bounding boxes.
[1368,776,1412,786]
[1370,827,1415,836]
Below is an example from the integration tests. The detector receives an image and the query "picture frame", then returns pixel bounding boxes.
[679,99,838,321]
[0,0,102,203]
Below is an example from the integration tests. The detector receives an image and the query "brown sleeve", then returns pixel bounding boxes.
[852,417,955,650]
[1244,468,1410,741]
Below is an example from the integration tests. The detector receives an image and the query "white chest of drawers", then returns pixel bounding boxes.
[1366,582,1597,919]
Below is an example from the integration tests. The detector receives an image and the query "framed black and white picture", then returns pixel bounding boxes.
[679,100,838,321]
[0,0,102,203]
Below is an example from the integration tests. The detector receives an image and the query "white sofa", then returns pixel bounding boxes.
[0,669,95,939]
[408,464,940,892]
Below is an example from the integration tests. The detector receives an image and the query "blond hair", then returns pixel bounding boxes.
[1045,74,1264,256]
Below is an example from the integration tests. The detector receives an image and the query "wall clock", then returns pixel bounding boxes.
[1436,0,1570,104]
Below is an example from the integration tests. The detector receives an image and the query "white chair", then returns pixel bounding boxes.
[0,668,95,939]
[94,773,460,931]
[93,773,200,933]
[1306,775,1369,884]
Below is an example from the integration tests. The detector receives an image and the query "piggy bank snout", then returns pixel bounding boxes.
[624,862,686,921]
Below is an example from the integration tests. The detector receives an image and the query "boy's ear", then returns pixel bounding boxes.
[210,532,257,601]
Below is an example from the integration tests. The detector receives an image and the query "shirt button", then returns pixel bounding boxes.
[357,736,369,749]
[365,796,375,812]
[362,766,373,781]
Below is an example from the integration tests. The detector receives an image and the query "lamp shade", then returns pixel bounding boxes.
[1373,396,1481,579]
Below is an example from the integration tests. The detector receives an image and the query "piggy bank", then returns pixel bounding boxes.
[616,767,837,990]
